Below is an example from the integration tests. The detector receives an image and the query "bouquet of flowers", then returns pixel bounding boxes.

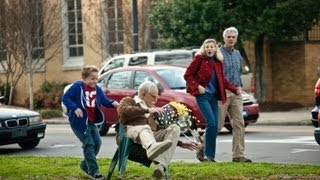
[153,101,193,132]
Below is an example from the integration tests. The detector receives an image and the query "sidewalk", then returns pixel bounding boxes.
[43,107,314,126]
[255,106,312,126]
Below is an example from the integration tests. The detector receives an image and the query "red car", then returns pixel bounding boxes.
[96,65,259,135]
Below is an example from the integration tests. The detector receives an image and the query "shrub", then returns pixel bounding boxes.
[0,83,11,105]
[38,109,63,119]
[26,81,70,110]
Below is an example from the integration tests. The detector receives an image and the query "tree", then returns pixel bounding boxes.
[149,0,320,101]
[0,1,24,105]
[0,0,66,109]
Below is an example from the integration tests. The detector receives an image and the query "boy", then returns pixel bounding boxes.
[62,65,119,179]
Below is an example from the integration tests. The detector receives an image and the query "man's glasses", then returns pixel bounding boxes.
[227,36,236,39]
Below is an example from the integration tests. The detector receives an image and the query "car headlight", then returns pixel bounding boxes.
[29,116,41,124]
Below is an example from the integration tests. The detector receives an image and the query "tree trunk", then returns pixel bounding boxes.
[254,35,266,102]
[8,83,14,105]
[27,72,34,110]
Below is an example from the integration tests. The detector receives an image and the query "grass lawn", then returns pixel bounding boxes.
[0,156,319,179]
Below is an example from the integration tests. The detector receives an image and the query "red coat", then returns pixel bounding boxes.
[184,54,238,104]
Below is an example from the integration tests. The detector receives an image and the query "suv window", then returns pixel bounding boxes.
[133,71,158,90]
[107,71,131,89]
[128,56,148,66]
[101,57,125,75]
[154,52,192,67]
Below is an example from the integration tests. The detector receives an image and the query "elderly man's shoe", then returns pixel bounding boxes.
[196,144,205,162]
[232,157,252,162]
[153,164,165,179]
[147,140,172,160]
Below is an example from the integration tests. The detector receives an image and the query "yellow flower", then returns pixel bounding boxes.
[169,101,191,117]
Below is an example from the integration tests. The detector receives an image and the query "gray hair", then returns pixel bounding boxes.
[137,81,157,96]
[223,27,238,38]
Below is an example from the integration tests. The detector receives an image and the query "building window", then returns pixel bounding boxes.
[0,40,7,61]
[61,0,84,70]
[106,0,124,55]
[30,0,45,60]
[67,0,83,57]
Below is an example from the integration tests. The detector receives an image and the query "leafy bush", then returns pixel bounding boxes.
[0,82,11,104]
[38,109,63,119]
[26,81,70,110]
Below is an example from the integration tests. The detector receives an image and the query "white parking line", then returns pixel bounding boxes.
[51,144,76,148]
[219,136,317,144]
[291,149,320,153]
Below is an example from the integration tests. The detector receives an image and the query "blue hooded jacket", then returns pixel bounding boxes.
[62,81,115,134]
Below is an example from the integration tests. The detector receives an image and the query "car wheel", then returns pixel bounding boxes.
[18,139,40,150]
[98,121,109,136]
[224,123,249,133]
[314,128,320,145]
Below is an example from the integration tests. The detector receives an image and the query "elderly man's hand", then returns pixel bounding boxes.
[179,141,198,151]
[148,107,164,115]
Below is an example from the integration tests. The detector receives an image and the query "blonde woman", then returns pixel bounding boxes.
[184,38,239,162]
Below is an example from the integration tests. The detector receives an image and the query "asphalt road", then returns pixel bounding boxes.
[0,124,319,165]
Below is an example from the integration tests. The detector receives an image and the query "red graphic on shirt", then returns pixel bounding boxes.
[84,84,96,122]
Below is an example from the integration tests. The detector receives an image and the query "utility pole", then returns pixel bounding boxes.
[132,0,139,52]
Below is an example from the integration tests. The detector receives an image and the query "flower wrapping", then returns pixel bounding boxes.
[153,102,193,131]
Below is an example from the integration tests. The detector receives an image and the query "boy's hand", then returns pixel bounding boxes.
[74,108,83,118]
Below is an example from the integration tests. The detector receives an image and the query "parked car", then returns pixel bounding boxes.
[99,49,254,93]
[0,97,46,149]
[310,78,320,145]
[96,65,259,135]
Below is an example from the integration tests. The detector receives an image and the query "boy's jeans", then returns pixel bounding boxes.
[196,92,218,159]
[72,123,102,176]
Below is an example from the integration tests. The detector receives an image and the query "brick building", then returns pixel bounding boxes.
[0,0,319,106]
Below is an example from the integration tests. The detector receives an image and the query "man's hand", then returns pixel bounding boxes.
[179,140,198,151]
[74,108,83,118]
[148,107,164,115]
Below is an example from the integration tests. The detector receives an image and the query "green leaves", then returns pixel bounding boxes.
[149,0,320,46]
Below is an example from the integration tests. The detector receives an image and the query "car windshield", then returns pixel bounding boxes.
[155,68,186,89]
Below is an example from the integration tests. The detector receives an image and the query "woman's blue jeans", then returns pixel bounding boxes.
[72,123,102,176]
[196,92,218,159]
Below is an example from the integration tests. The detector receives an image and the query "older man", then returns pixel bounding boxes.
[218,27,252,163]
[118,81,197,178]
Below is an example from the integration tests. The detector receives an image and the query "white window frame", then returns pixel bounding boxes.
[61,0,84,70]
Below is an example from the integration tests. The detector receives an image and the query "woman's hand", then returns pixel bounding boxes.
[198,85,206,94]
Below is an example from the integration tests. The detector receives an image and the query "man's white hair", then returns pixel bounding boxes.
[223,27,239,38]
[137,81,157,96]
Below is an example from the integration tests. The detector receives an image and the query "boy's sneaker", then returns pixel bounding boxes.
[79,164,88,175]
[88,172,104,180]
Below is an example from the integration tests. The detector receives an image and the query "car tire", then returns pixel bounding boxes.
[224,123,249,133]
[98,121,109,136]
[18,139,40,150]
[314,128,320,145]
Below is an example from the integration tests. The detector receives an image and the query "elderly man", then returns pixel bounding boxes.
[118,81,197,178]
[218,27,252,163]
